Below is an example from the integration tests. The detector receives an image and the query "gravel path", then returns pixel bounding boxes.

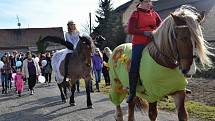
[0,82,200,121]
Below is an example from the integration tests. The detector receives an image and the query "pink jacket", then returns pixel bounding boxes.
[15,73,24,92]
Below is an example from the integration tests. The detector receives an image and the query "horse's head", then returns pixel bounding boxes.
[78,36,94,65]
[153,5,207,74]
[170,5,206,74]
[79,36,93,51]
[170,14,193,74]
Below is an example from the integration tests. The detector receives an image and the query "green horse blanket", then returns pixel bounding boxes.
[108,43,187,105]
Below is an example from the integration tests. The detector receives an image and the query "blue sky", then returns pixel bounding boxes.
[0,0,129,33]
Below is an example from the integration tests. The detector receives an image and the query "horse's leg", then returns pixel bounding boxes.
[128,100,135,121]
[63,82,68,99]
[148,102,157,121]
[69,84,76,106]
[173,91,188,121]
[57,83,66,103]
[85,80,93,108]
[114,105,123,121]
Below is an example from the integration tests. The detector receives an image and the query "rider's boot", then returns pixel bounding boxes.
[63,53,70,84]
[126,72,138,103]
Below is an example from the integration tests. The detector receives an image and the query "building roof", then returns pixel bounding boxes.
[0,27,64,50]
[153,0,200,11]
[114,0,133,13]
[115,0,200,13]
[153,0,215,41]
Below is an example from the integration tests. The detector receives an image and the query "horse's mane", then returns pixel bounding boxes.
[153,5,213,68]
[153,15,176,60]
[37,36,72,49]
[37,35,94,53]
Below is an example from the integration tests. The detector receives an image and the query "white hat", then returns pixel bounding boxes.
[67,20,75,25]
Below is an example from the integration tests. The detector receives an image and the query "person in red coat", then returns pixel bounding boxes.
[127,0,161,103]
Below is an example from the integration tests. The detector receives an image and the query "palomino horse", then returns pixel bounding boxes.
[38,35,94,108]
[108,5,213,121]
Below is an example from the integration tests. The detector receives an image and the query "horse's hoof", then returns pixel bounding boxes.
[114,115,123,121]
[186,89,192,94]
[114,112,123,121]
[87,105,94,109]
[70,103,76,106]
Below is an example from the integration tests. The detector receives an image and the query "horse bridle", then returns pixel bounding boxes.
[173,25,197,61]
[152,24,196,67]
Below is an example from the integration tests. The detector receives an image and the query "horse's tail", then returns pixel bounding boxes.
[134,97,148,113]
[36,36,73,52]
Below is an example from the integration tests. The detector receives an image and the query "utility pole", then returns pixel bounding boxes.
[16,15,22,45]
[89,12,92,34]
[16,15,21,29]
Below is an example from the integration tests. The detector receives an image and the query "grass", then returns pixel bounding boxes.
[158,97,215,120]
[79,79,111,93]
[186,101,215,120]
[79,79,215,120]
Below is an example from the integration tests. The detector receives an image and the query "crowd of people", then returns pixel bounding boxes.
[0,33,113,98]
[0,51,54,96]
[0,47,113,95]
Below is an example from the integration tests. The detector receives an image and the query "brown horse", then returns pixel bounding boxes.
[38,35,94,108]
[108,5,213,121]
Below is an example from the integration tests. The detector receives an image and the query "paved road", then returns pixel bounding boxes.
[0,82,199,121]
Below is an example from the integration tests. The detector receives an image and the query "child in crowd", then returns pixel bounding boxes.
[14,68,24,97]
